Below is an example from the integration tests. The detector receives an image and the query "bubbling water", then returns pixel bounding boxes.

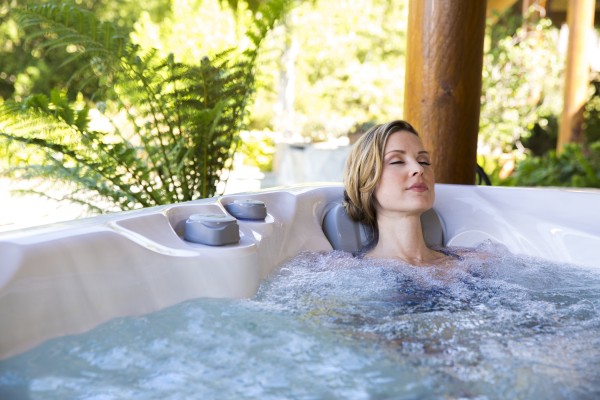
[1,242,599,399]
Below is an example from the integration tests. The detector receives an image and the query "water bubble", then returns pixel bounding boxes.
[1,247,599,399]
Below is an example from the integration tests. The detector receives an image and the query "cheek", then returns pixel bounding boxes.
[374,174,398,202]
[380,167,402,183]
[375,172,394,197]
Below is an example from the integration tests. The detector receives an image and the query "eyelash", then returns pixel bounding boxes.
[390,161,431,166]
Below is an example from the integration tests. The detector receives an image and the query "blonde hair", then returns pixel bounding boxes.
[343,120,419,239]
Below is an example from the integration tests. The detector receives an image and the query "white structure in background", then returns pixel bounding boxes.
[223,136,353,193]
[271,137,351,186]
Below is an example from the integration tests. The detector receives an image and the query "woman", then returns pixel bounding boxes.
[343,120,451,265]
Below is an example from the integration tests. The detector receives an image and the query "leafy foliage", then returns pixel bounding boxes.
[237,130,275,172]
[477,5,600,189]
[248,0,410,138]
[0,0,169,102]
[479,12,563,161]
[507,143,600,187]
[507,76,600,188]
[584,78,600,144]
[0,0,290,212]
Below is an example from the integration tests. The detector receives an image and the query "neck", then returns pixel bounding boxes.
[368,213,441,265]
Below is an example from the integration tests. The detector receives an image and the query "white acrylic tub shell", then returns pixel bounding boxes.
[0,184,599,360]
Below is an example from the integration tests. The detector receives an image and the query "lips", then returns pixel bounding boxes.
[407,183,428,192]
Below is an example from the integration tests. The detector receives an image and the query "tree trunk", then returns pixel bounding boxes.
[404,0,487,184]
[558,0,596,153]
[275,13,298,139]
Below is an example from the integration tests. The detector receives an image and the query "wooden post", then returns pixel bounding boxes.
[557,0,596,153]
[404,0,487,184]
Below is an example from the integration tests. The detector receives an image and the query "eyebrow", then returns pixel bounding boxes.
[384,150,430,156]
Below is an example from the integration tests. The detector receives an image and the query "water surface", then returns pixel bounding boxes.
[1,243,599,399]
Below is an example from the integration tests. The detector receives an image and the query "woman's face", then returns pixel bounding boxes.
[373,130,435,217]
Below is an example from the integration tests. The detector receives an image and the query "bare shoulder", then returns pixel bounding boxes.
[436,244,500,261]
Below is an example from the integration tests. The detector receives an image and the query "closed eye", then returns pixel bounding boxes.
[390,161,405,165]
[419,161,431,166]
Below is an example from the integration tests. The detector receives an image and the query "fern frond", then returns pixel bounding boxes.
[4,0,294,210]
[14,3,128,57]
[12,2,130,93]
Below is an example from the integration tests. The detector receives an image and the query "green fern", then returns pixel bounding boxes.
[1,0,291,212]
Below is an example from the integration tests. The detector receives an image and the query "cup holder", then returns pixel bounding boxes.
[224,199,267,221]
[183,213,240,246]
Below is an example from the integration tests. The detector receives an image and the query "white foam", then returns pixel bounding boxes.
[1,246,599,399]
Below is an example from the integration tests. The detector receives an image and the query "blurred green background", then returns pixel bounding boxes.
[1,0,599,217]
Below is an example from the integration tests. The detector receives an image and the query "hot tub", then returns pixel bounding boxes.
[1,183,599,363]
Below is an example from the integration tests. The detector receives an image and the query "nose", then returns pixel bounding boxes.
[411,161,424,176]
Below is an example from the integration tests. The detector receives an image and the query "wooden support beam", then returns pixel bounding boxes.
[557,0,596,153]
[404,0,487,184]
